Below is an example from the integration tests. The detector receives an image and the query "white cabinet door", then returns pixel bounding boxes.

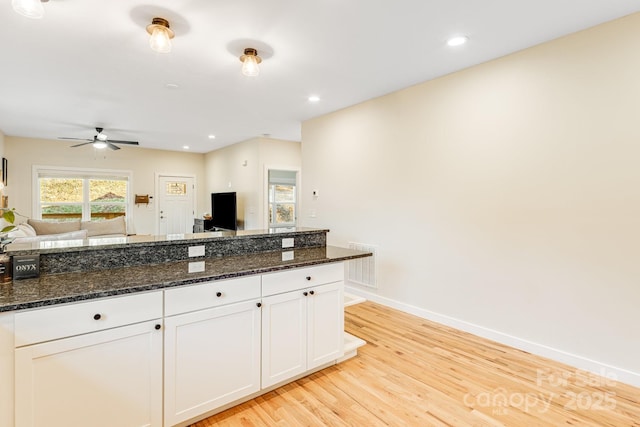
[261,280,344,389]
[164,299,261,426]
[307,281,345,369]
[0,313,15,427]
[15,320,163,427]
[261,290,307,388]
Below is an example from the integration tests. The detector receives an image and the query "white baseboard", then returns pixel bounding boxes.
[345,286,640,388]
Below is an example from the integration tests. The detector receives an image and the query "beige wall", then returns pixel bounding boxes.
[204,137,301,229]
[5,136,206,235]
[302,13,640,383]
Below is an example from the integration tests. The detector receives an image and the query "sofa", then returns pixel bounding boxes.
[7,216,127,244]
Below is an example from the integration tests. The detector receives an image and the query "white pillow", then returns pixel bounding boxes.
[13,229,88,244]
[22,223,37,236]
[7,223,37,238]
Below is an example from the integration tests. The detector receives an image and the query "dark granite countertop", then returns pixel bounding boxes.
[6,227,329,255]
[0,246,370,313]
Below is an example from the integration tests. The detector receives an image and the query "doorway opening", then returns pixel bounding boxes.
[266,169,298,230]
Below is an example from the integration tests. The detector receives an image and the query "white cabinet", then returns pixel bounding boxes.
[9,261,348,426]
[261,263,344,389]
[0,312,15,427]
[164,277,262,426]
[307,281,345,368]
[261,288,307,387]
[13,292,163,427]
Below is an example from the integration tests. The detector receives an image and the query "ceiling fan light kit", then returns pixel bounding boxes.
[146,17,174,54]
[12,0,47,19]
[240,48,262,77]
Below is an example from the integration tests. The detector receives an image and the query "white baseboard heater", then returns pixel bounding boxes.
[347,242,377,289]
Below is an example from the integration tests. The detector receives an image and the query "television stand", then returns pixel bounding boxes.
[193,218,214,233]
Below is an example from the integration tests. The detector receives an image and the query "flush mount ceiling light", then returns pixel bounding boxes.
[447,35,469,47]
[239,48,262,77]
[12,0,47,19]
[146,17,175,53]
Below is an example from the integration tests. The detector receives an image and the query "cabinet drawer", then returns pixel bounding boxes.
[165,275,261,316]
[14,291,163,347]
[262,262,344,297]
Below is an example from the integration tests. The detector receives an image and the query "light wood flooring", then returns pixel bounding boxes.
[192,301,640,426]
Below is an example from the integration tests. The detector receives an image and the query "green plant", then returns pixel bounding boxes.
[1,208,21,233]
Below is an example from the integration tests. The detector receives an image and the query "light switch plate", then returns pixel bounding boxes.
[188,261,205,273]
[188,245,206,257]
[282,238,294,248]
[281,251,294,261]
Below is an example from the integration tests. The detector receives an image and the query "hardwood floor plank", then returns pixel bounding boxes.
[191,301,640,426]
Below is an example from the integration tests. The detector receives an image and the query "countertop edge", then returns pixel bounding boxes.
[0,248,370,313]
[6,227,330,256]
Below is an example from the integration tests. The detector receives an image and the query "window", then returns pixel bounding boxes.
[34,167,132,222]
[268,170,297,228]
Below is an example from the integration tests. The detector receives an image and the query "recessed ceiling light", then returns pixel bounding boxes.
[166,83,179,89]
[208,134,216,139]
[447,35,469,47]
[182,145,189,150]
[308,95,320,103]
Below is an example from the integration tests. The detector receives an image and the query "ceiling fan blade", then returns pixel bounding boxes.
[59,137,93,141]
[61,127,136,149]
[108,140,139,145]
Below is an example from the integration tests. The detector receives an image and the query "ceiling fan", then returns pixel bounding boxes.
[59,127,139,150]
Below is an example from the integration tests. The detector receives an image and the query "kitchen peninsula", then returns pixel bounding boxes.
[0,228,371,427]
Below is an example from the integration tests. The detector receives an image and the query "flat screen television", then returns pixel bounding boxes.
[211,192,237,231]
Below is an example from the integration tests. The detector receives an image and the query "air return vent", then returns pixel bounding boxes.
[347,242,377,289]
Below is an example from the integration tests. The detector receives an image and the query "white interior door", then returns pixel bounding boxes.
[157,175,195,235]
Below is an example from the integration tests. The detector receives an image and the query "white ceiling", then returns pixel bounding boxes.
[1,1,639,153]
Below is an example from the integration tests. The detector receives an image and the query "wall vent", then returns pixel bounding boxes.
[347,242,377,289]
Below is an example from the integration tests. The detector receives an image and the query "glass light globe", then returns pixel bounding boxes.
[149,27,172,53]
[242,55,260,77]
